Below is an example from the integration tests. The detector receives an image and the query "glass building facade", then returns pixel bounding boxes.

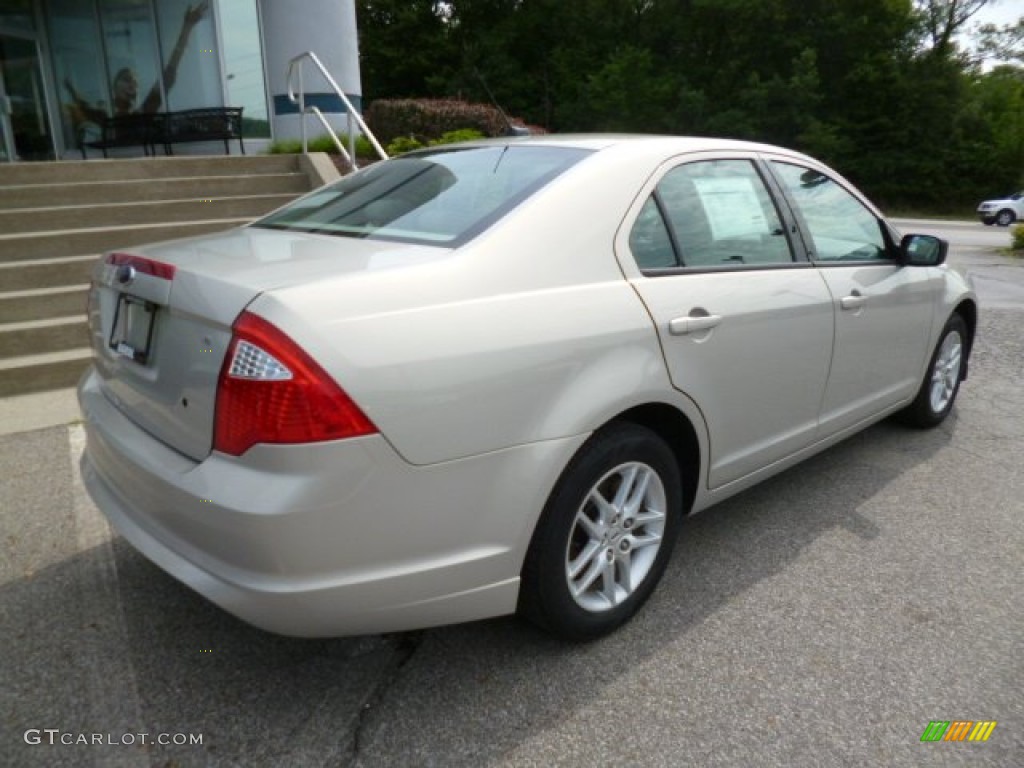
[0,0,360,161]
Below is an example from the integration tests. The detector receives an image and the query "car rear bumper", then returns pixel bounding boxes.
[78,367,586,636]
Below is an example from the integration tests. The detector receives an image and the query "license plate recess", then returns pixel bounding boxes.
[108,293,156,364]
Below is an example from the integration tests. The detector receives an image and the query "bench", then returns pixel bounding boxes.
[80,107,244,158]
[160,107,245,155]
[79,114,162,158]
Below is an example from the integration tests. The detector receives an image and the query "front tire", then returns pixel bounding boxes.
[995,209,1015,227]
[519,423,682,641]
[899,314,967,428]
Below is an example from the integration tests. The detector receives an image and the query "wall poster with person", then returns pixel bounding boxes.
[48,0,220,151]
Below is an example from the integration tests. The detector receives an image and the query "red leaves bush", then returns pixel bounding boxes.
[365,99,532,144]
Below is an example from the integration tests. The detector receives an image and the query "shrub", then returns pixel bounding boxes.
[385,129,488,156]
[1013,222,1024,252]
[268,138,303,154]
[428,129,486,146]
[268,133,378,158]
[386,136,424,155]
[365,99,526,144]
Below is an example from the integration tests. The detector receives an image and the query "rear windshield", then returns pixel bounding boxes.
[253,145,592,246]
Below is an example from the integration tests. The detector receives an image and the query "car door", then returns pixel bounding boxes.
[767,159,938,436]
[621,154,835,489]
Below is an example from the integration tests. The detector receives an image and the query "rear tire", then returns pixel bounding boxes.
[518,423,682,641]
[899,314,967,428]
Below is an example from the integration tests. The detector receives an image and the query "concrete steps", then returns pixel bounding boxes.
[1,256,100,291]
[0,153,335,398]
[0,316,87,358]
[0,219,252,261]
[0,349,93,398]
[0,285,87,324]
[0,194,297,233]
[0,154,306,184]
[0,174,309,209]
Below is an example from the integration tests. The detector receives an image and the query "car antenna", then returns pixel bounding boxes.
[474,67,529,137]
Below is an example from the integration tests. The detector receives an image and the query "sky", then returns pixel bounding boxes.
[970,0,1023,29]
[963,0,1022,67]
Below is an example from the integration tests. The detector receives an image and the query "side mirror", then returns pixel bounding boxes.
[899,233,947,267]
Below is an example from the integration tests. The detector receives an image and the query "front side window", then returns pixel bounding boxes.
[629,159,793,270]
[772,162,888,262]
[255,145,591,246]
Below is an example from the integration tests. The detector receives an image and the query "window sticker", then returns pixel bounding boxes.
[692,177,769,240]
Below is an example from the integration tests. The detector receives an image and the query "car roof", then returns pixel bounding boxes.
[439,133,810,158]
[410,134,821,172]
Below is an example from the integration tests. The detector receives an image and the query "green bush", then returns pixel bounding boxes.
[385,136,425,155]
[267,125,488,160]
[1013,223,1024,252]
[268,133,378,157]
[384,130,487,156]
[428,129,486,146]
[268,138,303,154]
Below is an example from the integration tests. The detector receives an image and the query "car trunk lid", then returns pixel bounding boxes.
[86,227,445,461]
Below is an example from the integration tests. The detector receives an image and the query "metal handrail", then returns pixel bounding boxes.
[286,51,387,170]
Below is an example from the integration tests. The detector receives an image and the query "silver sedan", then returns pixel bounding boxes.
[78,136,976,640]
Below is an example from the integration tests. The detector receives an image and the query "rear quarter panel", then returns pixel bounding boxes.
[248,146,710,466]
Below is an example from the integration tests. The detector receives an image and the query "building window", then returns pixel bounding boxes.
[154,0,220,111]
[98,0,164,114]
[0,0,36,34]
[219,0,269,137]
[48,0,106,150]
[47,0,267,152]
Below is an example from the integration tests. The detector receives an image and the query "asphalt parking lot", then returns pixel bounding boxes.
[1,225,1022,767]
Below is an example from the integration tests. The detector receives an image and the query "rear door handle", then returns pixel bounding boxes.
[840,293,866,311]
[669,314,722,335]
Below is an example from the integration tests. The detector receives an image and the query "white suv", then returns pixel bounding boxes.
[977,191,1024,226]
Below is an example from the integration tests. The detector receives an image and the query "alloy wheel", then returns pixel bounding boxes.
[929,330,962,414]
[565,461,667,612]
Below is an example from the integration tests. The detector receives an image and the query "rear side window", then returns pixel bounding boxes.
[253,145,591,246]
[629,197,678,269]
[630,159,793,271]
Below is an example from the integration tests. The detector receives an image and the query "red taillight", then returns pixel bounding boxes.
[213,311,377,456]
[105,252,176,280]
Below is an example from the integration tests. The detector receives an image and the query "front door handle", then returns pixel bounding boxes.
[669,314,722,335]
[840,293,866,311]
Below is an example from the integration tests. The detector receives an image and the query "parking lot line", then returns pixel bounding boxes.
[69,424,148,768]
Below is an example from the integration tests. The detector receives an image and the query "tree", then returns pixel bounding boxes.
[976,17,1024,65]
[356,1,455,98]
[914,0,991,55]
[355,0,1019,209]
[969,66,1024,190]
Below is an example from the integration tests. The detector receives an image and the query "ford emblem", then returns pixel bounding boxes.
[116,265,136,285]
